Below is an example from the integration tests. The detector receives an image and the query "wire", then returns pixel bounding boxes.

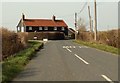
[77,2,88,15]
[58,13,74,18]
[58,2,88,19]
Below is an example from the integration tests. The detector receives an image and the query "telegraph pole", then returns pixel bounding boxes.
[94,0,97,41]
[75,12,77,40]
[88,5,92,32]
[91,20,93,32]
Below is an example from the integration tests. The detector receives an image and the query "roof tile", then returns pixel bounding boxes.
[24,19,68,27]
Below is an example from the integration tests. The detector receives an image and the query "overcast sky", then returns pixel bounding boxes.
[0,0,119,31]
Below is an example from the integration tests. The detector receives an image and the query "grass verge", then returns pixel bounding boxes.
[2,41,43,83]
[74,40,119,55]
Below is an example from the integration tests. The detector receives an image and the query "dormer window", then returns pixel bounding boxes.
[29,27,32,30]
[54,27,57,30]
[39,27,42,30]
[44,27,48,30]
[62,27,65,31]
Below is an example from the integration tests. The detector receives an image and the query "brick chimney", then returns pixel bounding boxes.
[52,15,56,21]
[22,13,25,20]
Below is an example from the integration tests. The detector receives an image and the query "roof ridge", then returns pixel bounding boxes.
[23,18,68,27]
[24,18,63,21]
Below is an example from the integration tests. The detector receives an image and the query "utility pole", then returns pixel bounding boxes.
[75,12,77,40]
[94,0,97,41]
[88,5,92,32]
[91,20,93,32]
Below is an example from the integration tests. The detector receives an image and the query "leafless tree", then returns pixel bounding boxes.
[77,17,86,32]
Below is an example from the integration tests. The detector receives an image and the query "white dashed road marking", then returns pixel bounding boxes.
[63,46,66,48]
[73,46,76,48]
[69,46,72,48]
[101,75,114,83]
[79,46,81,48]
[63,46,114,82]
[63,46,89,49]
[74,54,89,65]
[66,48,72,52]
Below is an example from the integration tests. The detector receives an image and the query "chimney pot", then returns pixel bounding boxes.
[22,13,25,20]
[52,15,56,21]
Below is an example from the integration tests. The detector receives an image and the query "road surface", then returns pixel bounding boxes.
[13,40,118,82]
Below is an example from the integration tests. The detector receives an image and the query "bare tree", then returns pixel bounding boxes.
[77,18,86,32]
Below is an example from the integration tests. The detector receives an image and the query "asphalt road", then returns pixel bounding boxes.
[13,40,118,82]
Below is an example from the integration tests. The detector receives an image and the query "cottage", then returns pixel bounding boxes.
[17,14,68,40]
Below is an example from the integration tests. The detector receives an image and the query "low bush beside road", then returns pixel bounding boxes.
[2,41,43,83]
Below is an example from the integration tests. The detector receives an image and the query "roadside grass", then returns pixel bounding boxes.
[74,40,119,55]
[2,41,43,83]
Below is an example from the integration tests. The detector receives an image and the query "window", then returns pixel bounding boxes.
[29,27,32,30]
[39,27,42,30]
[62,27,65,31]
[44,27,48,30]
[54,27,57,30]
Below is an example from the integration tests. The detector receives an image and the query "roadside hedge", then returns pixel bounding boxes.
[1,28,28,59]
[77,29,120,48]
[2,41,43,83]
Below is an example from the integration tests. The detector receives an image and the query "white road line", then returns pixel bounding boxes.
[74,54,89,65]
[63,46,66,48]
[66,48,72,52]
[66,46,69,48]
[101,75,114,83]
[73,46,76,48]
[69,46,72,48]
[79,46,81,48]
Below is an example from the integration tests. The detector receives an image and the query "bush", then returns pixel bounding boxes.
[77,31,94,42]
[77,29,120,48]
[98,30,119,48]
[0,28,2,61]
[1,28,28,59]
[2,41,43,83]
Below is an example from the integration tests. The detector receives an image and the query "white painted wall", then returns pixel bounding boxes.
[21,27,24,32]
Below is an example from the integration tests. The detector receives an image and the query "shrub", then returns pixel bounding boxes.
[77,29,120,48]
[0,28,2,61]
[2,41,43,83]
[17,32,28,47]
[1,28,28,59]
[77,31,94,42]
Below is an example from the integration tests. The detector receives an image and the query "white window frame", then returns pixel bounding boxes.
[44,27,48,30]
[29,26,32,30]
[62,27,65,31]
[39,27,42,30]
[54,27,57,30]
